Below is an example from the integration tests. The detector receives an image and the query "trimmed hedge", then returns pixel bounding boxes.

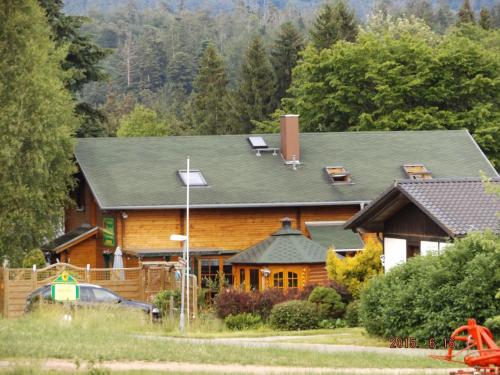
[308,287,345,320]
[269,300,319,330]
[359,232,500,346]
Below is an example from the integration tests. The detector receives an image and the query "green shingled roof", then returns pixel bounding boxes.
[228,220,338,264]
[75,130,497,209]
[307,224,364,251]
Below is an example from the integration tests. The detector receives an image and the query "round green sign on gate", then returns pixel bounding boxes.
[51,271,80,301]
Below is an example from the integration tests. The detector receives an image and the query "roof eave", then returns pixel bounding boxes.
[51,226,99,254]
[98,200,370,211]
[344,182,402,230]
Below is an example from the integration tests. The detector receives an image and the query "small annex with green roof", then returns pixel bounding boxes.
[230,217,343,291]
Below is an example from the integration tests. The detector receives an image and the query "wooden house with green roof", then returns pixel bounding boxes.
[47,115,498,290]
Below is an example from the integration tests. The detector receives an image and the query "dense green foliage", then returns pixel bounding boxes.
[38,0,108,137]
[72,0,500,141]
[485,315,500,336]
[153,290,181,316]
[0,0,77,265]
[285,17,500,167]
[117,105,169,137]
[22,249,47,269]
[345,300,360,327]
[359,232,500,346]
[308,287,346,320]
[224,313,262,330]
[269,300,320,330]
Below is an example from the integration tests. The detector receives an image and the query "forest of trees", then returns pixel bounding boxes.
[0,0,499,262]
[76,0,499,164]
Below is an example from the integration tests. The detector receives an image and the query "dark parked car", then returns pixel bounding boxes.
[25,283,160,318]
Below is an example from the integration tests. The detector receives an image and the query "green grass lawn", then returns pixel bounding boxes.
[272,327,388,347]
[0,306,459,370]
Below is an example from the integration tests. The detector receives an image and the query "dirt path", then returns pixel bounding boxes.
[0,359,461,374]
[137,335,446,357]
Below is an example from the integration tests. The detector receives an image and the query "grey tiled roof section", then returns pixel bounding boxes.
[75,130,497,209]
[398,178,500,236]
[228,227,340,264]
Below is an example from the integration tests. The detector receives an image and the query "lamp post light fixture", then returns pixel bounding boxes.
[169,155,191,332]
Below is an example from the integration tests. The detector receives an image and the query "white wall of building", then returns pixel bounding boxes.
[383,237,407,272]
[421,240,451,255]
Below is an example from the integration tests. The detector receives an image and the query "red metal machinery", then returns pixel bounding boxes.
[431,319,500,375]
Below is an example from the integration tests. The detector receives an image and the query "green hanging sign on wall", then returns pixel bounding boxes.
[103,217,116,247]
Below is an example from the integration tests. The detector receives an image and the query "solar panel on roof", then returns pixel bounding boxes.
[248,136,268,149]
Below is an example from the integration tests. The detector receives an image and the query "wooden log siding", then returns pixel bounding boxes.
[123,210,182,250]
[63,237,97,268]
[307,264,330,286]
[119,206,360,252]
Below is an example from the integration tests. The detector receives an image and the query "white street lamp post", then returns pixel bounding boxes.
[170,234,187,331]
[185,156,190,325]
[169,156,191,332]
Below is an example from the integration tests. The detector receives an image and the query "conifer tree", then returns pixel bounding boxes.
[310,0,358,50]
[232,36,276,133]
[0,0,78,264]
[38,0,108,137]
[190,43,229,135]
[457,0,475,25]
[270,22,304,106]
[479,8,492,30]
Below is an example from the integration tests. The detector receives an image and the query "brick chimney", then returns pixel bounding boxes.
[280,114,300,163]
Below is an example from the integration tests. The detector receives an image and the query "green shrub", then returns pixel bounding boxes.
[345,300,360,327]
[359,232,500,346]
[335,318,347,328]
[308,287,345,320]
[224,313,262,330]
[484,316,500,336]
[22,249,46,268]
[269,300,319,330]
[153,290,181,316]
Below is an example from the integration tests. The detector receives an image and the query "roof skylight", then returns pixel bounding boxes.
[403,164,432,180]
[178,170,208,186]
[248,136,268,149]
[325,166,352,184]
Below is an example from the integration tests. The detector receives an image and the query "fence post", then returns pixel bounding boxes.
[31,265,37,291]
[3,267,8,318]
[160,267,165,290]
[85,264,90,283]
[139,266,145,302]
[169,295,174,320]
[192,275,197,320]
